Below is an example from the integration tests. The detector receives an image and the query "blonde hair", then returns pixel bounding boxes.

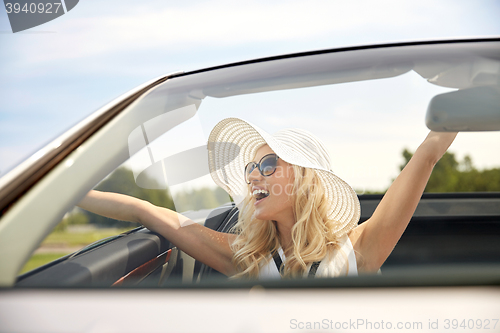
[230,164,343,279]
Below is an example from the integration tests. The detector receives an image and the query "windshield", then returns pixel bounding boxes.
[131,41,500,201]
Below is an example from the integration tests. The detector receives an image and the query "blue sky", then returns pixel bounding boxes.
[1,0,500,177]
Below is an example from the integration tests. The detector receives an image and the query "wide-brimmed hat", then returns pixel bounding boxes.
[207,117,360,236]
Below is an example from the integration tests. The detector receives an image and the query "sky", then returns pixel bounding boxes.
[1,0,500,182]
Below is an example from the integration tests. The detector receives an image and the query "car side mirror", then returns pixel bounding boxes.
[426,85,500,131]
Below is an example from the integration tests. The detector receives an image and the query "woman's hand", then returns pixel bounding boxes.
[349,131,457,273]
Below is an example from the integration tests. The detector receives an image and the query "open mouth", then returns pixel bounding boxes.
[253,189,270,201]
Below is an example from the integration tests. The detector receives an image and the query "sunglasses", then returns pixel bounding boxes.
[244,154,280,184]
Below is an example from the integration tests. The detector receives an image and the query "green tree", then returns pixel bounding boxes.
[399,149,500,192]
[53,211,89,232]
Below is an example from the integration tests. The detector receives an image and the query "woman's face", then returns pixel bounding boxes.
[247,145,295,224]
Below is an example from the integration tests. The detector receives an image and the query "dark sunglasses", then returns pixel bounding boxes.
[244,154,280,184]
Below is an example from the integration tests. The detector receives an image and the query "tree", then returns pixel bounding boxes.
[399,149,500,193]
[54,211,89,232]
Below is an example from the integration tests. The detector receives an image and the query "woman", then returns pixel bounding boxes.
[79,117,457,279]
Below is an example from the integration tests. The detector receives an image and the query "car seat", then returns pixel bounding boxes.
[193,203,239,281]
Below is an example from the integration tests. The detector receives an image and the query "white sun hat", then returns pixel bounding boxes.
[207,117,360,237]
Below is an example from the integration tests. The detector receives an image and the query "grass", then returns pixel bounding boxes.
[19,253,71,275]
[19,227,134,275]
[41,228,133,247]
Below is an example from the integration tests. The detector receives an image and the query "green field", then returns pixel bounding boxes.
[20,253,72,275]
[41,228,132,247]
[20,228,133,275]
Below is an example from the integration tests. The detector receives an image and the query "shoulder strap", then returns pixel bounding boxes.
[272,251,284,275]
[272,251,321,278]
[308,261,321,278]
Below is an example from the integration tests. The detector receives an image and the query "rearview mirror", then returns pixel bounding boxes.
[426,85,500,131]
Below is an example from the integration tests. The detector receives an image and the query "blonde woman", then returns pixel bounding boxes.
[79,118,457,279]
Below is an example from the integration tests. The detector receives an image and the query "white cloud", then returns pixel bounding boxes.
[5,0,470,65]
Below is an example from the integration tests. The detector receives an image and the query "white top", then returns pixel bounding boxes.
[258,234,358,279]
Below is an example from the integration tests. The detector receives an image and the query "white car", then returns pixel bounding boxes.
[1,38,499,332]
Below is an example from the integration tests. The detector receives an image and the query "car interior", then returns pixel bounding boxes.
[16,191,500,287]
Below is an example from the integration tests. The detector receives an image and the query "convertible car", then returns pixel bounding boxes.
[0,38,499,332]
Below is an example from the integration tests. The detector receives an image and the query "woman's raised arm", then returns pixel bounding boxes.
[78,190,236,276]
[349,131,458,272]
